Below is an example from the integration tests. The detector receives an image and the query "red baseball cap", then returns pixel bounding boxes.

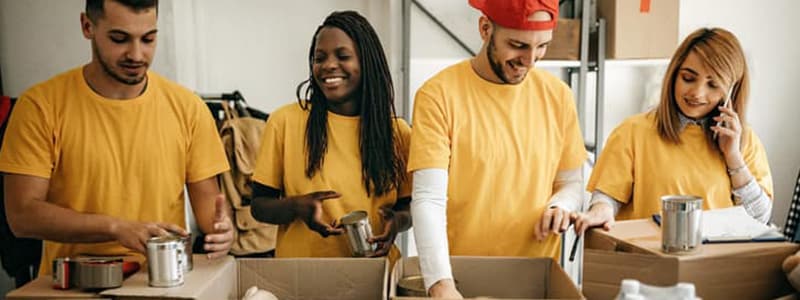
[469,0,559,30]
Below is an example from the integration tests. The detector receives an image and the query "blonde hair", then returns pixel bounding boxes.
[655,27,749,150]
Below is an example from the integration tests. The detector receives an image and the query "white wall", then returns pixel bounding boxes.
[0,0,178,96]
[174,0,372,113]
[677,0,800,226]
[0,0,406,115]
[0,0,88,96]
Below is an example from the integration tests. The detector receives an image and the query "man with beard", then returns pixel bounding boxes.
[408,0,587,297]
[0,0,233,276]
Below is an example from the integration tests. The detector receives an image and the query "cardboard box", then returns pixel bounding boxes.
[5,274,106,300]
[598,0,679,59]
[6,255,237,300]
[542,18,581,61]
[390,256,583,299]
[583,219,799,300]
[236,257,389,300]
[7,256,389,300]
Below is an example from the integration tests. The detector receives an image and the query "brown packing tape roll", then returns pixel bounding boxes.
[397,275,427,297]
[73,258,124,289]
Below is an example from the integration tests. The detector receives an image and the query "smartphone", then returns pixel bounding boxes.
[713,86,735,139]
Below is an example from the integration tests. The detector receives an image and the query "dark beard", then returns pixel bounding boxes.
[93,41,147,86]
[487,33,510,84]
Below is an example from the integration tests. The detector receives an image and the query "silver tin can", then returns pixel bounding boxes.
[176,233,193,272]
[146,236,185,287]
[340,210,375,257]
[661,195,703,253]
[73,257,123,289]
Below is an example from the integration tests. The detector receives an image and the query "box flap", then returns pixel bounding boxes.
[452,257,547,298]
[391,256,582,299]
[237,257,388,300]
[100,255,236,300]
[677,245,797,299]
[546,260,584,299]
[588,219,800,261]
[584,249,679,287]
[584,219,800,299]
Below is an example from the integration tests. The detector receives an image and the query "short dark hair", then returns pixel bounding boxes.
[86,0,158,22]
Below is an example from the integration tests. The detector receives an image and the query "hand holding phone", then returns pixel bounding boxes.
[713,85,735,139]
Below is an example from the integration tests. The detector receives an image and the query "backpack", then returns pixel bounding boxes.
[0,96,43,287]
[218,101,277,255]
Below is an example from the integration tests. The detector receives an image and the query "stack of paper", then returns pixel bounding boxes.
[702,206,785,243]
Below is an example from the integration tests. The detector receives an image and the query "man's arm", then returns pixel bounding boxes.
[411,168,462,298]
[187,176,234,258]
[4,173,184,252]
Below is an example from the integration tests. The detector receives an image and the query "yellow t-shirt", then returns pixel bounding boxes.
[408,60,588,258]
[587,112,773,220]
[252,103,411,258]
[0,67,229,274]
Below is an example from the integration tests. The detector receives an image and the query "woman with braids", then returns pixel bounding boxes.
[249,10,412,258]
[572,28,773,235]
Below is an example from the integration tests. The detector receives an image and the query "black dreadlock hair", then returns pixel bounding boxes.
[86,0,158,22]
[296,10,405,197]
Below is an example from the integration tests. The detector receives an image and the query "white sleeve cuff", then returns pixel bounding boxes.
[411,168,452,290]
[733,179,772,223]
[589,191,622,216]
[547,169,584,213]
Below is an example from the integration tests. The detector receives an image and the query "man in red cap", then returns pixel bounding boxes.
[408,0,586,297]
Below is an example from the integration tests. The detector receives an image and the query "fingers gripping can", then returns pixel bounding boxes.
[340,210,375,257]
[146,236,185,287]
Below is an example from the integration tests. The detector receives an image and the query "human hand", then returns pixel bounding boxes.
[203,194,234,259]
[367,204,406,257]
[112,220,187,253]
[571,202,615,236]
[293,191,344,237]
[429,279,463,299]
[711,105,744,164]
[535,206,572,241]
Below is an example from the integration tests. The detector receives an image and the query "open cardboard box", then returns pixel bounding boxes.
[235,257,388,300]
[583,219,799,300]
[390,256,583,299]
[8,255,388,300]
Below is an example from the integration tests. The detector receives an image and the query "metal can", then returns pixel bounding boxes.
[176,233,193,272]
[397,275,427,297]
[146,236,184,287]
[52,257,71,289]
[340,210,375,257]
[73,257,123,289]
[661,195,703,253]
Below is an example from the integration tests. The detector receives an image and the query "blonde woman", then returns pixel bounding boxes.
[574,28,773,234]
